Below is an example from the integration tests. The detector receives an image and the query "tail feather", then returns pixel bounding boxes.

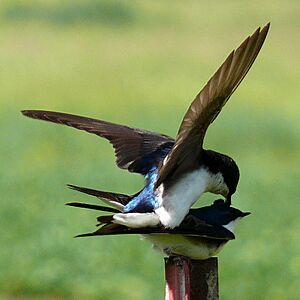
[68,184,132,210]
[97,215,114,223]
[66,202,119,213]
[75,223,127,238]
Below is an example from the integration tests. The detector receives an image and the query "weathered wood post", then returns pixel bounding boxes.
[165,256,219,300]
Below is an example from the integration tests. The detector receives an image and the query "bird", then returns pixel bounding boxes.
[66,194,250,260]
[22,23,269,229]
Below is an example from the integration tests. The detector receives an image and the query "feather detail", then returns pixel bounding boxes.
[21,110,174,175]
[67,184,131,210]
[156,23,270,187]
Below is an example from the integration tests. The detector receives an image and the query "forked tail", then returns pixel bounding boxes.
[67,184,133,210]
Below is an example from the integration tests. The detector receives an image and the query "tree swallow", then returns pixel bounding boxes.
[66,195,250,260]
[22,23,269,229]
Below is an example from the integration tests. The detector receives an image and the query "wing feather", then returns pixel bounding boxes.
[22,110,174,174]
[156,23,270,186]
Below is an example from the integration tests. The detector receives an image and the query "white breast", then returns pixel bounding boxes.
[155,168,215,228]
[143,234,227,260]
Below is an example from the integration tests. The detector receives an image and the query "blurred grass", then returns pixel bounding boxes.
[0,0,299,299]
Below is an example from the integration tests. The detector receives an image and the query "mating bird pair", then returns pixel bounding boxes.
[23,23,269,259]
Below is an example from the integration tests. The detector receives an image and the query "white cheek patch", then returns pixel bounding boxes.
[222,218,241,233]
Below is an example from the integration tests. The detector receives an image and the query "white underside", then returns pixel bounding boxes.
[142,234,227,260]
[155,168,223,228]
[112,168,226,229]
[141,220,240,259]
[113,212,159,228]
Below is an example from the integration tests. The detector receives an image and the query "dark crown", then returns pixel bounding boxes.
[189,199,250,226]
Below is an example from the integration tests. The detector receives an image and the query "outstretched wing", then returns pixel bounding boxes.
[67,200,234,240]
[76,222,234,240]
[155,23,270,187]
[22,110,174,175]
[74,215,234,240]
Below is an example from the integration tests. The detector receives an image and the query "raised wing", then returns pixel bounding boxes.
[155,23,270,187]
[22,110,174,175]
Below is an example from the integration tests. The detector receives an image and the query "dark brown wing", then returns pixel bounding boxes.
[75,217,234,240]
[66,202,120,213]
[68,199,234,240]
[76,224,234,240]
[22,110,174,175]
[155,23,270,187]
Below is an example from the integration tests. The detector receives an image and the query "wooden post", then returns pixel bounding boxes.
[165,256,219,300]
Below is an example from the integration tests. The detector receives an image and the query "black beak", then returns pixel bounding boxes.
[225,194,231,206]
[241,212,251,217]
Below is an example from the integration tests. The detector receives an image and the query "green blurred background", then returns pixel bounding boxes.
[1,0,299,299]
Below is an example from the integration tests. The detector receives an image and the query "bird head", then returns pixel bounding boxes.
[212,199,250,233]
[203,150,240,205]
[190,199,250,233]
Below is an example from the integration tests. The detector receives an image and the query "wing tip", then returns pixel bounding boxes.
[231,22,270,58]
[263,22,271,31]
[67,184,78,191]
[65,202,78,207]
[21,109,56,121]
[260,22,271,42]
[252,21,270,35]
[21,110,32,117]
[258,22,270,38]
[74,233,94,238]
